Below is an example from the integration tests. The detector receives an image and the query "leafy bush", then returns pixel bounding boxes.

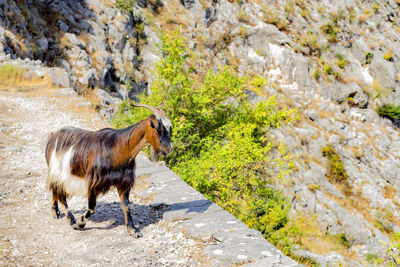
[116,0,135,13]
[336,233,351,248]
[377,105,400,120]
[366,232,400,265]
[323,64,332,75]
[320,20,340,42]
[322,145,348,182]
[363,51,373,65]
[387,232,400,266]
[384,52,394,62]
[113,29,300,255]
[322,145,351,195]
[336,54,348,69]
[372,3,380,13]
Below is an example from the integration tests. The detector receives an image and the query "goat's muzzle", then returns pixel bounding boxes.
[150,144,173,162]
[160,144,173,156]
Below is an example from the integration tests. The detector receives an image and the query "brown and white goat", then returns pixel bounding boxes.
[45,104,172,237]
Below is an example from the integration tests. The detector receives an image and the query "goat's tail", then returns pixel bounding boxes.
[42,131,55,164]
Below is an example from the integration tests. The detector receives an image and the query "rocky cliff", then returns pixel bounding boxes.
[1,0,400,265]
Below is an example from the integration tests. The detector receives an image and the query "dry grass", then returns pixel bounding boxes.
[324,188,378,236]
[0,65,27,86]
[0,64,55,90]
[344,145,364,160]
[90,50,107,69]
[293,212,356,260]
[79,32,89,45]
[383,185,400,206]
[383,184,397,199]
[341,76,364,87]
[301,235,349,256]
[101,0,116,8]
[319,110,335,119]
[358,13,372,23]
[153,0,190,33]
[59,35,72,50]
[262,8,289,31]
[307,184,320,192]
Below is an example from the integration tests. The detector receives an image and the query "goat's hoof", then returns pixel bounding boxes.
[52,210,61,219]
[127,227,143,238]
[76,217,86,229]
[72,223,81,230]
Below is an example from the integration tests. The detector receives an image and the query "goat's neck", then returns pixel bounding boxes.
[127,121,149,160]
[111,120,149,167]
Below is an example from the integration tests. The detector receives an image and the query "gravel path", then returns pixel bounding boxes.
[0,86,208,266]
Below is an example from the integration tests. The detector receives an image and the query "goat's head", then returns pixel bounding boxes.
[133,103,173,160]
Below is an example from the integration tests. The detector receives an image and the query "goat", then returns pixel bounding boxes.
[45,104,172,237]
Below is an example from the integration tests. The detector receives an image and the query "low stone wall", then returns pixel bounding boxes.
[134,154,301,267]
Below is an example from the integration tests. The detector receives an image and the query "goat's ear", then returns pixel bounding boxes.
[150,120,157,129]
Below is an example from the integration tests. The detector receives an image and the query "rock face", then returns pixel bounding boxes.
[1,0,400,266]
[0,0,150,116]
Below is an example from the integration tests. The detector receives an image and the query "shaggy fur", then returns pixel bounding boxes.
[45,115,172,237]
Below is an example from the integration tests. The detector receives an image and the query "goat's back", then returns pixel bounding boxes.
[45,126,136,197]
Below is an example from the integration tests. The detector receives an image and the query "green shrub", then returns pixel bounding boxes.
[377,105,400,120]
[366,232,400,265]
[384,52,394,62]
[320,20,340,42]
[313,67,320,79]
[336,233,351,248]
[116,0,135,13]
[113,28,300,255]
[322,145,348,182]
[372,3,380,13]
[366,253,381,264]
[322,145,351,195]
[387,232,400,266]
[363,51,373,65]
[323,64,332,75]
[336,54,348,69]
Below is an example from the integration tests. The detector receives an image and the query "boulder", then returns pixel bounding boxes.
[320,82,368,108]
[47,68,71,88]
[369,51,397,91]
[96,89,122,120]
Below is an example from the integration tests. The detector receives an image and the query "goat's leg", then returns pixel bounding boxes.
[51,191,61,219]
[59,195,79,230]
[118,187,142,238]
[76,191,97,229]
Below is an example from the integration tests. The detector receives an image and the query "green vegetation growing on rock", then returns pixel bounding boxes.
[320,19,341,43]
[116,0,135,13]
[336,54,348,69]
[377,105,400,120]
[323,64,333,75]
[363,51,374,66]
[366,232,400,265]
[113,29,303,256]
[335,233,351,248]
[322,145,352,195]
[383,51,394,62]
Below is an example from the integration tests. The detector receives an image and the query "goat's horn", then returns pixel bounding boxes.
[132,103,166,119]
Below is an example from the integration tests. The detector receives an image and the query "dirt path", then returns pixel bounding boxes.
[0,86,208,266]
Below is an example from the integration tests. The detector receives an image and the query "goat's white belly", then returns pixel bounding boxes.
[47,147,88,197]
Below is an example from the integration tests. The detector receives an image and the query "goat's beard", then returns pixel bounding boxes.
[150,147,160,162]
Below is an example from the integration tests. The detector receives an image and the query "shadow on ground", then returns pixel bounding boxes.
[71,199,213,232]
